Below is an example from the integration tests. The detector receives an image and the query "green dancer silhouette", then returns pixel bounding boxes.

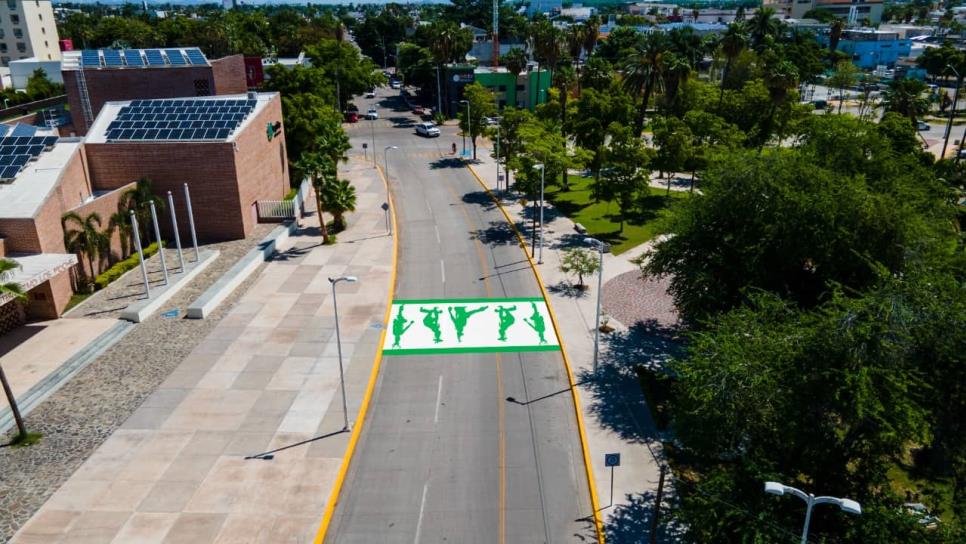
[523,303,548,344]
[420,306,444,344]
[448,305,488,342]
[493,305,517,342]
[391,306,414,348]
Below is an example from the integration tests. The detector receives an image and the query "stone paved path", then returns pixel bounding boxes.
[6,158,392,543]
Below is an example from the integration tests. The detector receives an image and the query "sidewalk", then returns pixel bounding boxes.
[10,158,393,543]
[466,149,670,536]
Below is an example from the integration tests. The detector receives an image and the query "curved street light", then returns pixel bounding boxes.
[764,481,861,544]
[329,276,359,431]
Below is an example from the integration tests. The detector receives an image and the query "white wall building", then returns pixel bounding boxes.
[0,0,60,68]
[9,57,60,89]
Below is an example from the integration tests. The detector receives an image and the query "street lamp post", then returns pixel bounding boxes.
[383,145,398,236]
[764,482,861,544]
[329,276,358,431]
[533,163,546,264]
[495,124,501,192]
[369,117,376,167]
[584,237,605,372]
[459,99,470,157]
[942,64,962,159]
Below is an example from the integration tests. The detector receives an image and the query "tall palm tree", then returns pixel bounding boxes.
[429,22,472,112]
[320,177,357,230]
[0,259,28,442]
[881,78,930,125]
[530,20,562,105]
[748,7,781,51]
[121,177,164,243]
[829,19,845,62]
[295,151,334,244]
[622,31,667,136]
[718,21,748,110]
[582,15,600,59]
[109,210,133,258]
[660,51,691,113]
[62,212,105,281]
[759,58,800,150]
[502,47,529,85]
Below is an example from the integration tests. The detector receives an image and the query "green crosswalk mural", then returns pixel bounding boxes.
[383,297,561,356]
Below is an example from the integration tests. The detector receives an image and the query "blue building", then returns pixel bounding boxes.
[820,29,911,69]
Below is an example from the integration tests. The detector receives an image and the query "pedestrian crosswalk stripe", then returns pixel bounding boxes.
[383,297,560,355]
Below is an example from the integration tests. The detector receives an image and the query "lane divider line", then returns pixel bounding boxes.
[313,162,400,544]
[463,160,606,544]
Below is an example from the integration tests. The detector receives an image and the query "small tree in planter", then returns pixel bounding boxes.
[560,248,599,289]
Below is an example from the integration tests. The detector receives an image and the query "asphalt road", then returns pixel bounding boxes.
[325,90,595,543]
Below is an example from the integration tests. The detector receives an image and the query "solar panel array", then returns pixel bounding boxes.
[79,48,208,68]
[105,99,257,142]
[0,135,58,181]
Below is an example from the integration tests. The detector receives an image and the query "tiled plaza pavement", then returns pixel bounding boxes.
[4,159,392,543]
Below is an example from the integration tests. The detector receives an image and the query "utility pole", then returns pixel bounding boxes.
[492,0,500,67]
[649,465,668,544]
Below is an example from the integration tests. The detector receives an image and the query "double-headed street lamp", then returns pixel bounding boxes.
[329,275,359,432]
[533,163,546,264]
[764,481,861,544]
[584,237,605,372]
[383,145,397,236]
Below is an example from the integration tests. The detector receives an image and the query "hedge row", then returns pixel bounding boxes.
[94,242,160,291]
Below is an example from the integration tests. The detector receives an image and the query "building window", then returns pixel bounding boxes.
[1,57,9,66]
[6,0,15,10]
[0,44,5,54]
[516,84,525,91]
[13,28,22,39]
[16,42,25,53]
[194,79,211,96]
[9,14,19,25]
[497,85,507,92]
[0,30,5,39]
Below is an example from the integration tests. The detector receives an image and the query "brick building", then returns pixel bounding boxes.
[0,92,289,321]
[61,47,248,135]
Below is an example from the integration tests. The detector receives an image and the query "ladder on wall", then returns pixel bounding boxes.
[75,68,94,128]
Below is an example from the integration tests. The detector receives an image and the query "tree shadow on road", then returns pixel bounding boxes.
[430,157,465,169]
[461,191,498,212]
[547,280,590,299]
[580,491,685,544]
[469,221,518,246]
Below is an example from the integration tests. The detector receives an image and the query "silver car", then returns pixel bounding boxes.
[415,122,440,137]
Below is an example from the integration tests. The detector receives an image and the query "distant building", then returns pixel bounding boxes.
[559,6,596,22]
[0,0,61,67]
[765,0,883,25]
[9,57,61,89]
[443,64,551,116]
[529,0,563,17]
[61,48,248,135]
[820,29,911,69]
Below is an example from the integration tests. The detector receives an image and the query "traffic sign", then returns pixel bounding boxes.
[605,453,621,467]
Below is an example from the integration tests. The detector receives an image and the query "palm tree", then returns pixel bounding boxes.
[622,32,667,136]
[881,78,930,124]
[109,210,133,259]
[718,22,748,110]
[429,22,472,111]
[120,177,164,243]
[320,177,357,230]
[295,151,334,244]
[748,7,781,51]
[530,20,562,104]
[829,19,845,62]
[62,212,105,282]
[0,258,29,442]
[502,47,529,87]
[759,58,800,150]
[660,51,691,113]
[582,16,600,59]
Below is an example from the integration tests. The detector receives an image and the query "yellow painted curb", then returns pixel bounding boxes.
[464,161,606,544]
[313,163,399,544]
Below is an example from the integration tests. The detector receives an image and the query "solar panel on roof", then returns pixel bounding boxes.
[165,50,186,65]
[0,126,8,138]
[81,50,101,67]
[185,48,207,65]
[124,50,144,66]
[10,125,37,137]
[0,165,20,180]
[144,49,165,66]
[102,49,123,67]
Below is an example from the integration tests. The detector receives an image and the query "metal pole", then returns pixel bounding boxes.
[130,211,151,299]
[530,194,537,258]
[331,281,350,431]
[370,119,376,167]
[183,184,199,262]
[466,101,471,157]
[649,465,668,544]
[538,167,545,264]
[167,192,185,273]
[436,65,442,114]
[800,495,816,544]
[609,465,615,508]
[148,202,168,286]
[496,127,501,192]
[942,69,961,159]
[593,241,603,371]
[0,363,26,440]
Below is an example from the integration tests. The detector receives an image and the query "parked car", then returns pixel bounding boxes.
[811,99,828,110]
[390,80,402,90]
[412,106,425,115]
[916,121,930,131]
[364,89,375,99]
[416,122,440,137]
[344,111,359,123]
[366,108,379,120]
[484,116,499,126]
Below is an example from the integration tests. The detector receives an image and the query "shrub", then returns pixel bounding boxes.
[94,242,160,291]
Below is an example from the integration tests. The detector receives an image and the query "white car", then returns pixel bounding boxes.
[366,109,379,120]
[364,90,375,98]
[415,122,440,137]
[390,80,402,90]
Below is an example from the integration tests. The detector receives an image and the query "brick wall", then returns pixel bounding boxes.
[83,141,245,242]
[0,219,42,253]
[233,95,290,236]
[25,271,72,320]
[0,237,5,258]
[211,55,248,95]
[64,66,217,135]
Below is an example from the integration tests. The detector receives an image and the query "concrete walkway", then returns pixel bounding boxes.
[10,158,393,544]
[466,149,671,538]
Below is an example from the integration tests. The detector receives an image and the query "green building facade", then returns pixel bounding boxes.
[443,64,551,117]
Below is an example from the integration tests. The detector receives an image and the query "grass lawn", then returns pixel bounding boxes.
[544,175,688,255]
[63,292,91,313]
